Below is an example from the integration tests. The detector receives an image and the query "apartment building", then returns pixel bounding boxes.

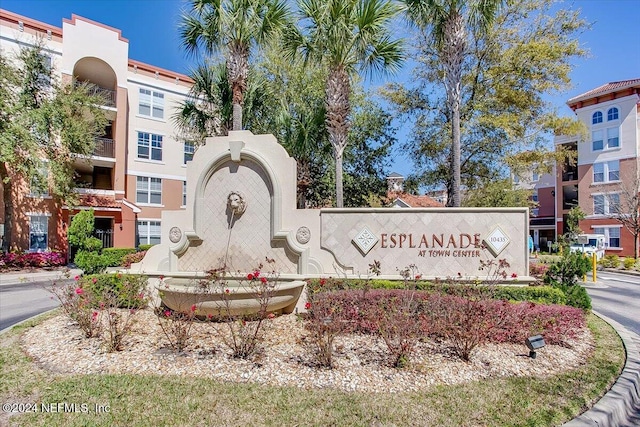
[513,169,557,252]
[555,79,640,257]
[0,9,193,255]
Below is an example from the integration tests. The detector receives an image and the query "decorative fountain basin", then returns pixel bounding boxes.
[158,278,305,317]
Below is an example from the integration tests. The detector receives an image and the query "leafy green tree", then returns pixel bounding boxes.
[284,0,404,207]
[0,43,107,252]
[179,0,290,131]
[402,0,507,207]
[385,0,587,202]
[462,178,533,208]
[68,209,102,254]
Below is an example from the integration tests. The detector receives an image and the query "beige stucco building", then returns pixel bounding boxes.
[0,9,194,255]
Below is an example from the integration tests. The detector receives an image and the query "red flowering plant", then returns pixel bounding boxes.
[203,258,279,359]
[155,277,207,352]
[47,277,101,338]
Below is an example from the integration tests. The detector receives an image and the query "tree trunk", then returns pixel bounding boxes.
[325,66,351,208]
[232,102,242,131]
[0,163,13,252]
[335,154,344,208]
[442,13,466,208]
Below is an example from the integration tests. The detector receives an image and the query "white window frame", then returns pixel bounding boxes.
[592,111,603,124]
[29,215,48,252]
[593,160,620,184]
[136,176,162,205]
[592,130,604,151]
[137,132,163,161]
[607,107,619,121]
[593,226,621,249]
[138,88,165,119]
[138,220,161,245]
[606,127,619,149]
[593,193,620,215]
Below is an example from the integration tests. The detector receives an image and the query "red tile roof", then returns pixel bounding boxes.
[388,192,444,208]
[568,79,640,104]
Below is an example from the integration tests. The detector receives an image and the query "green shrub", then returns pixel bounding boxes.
[492,286,566,305]
[74,250,109,275]
[623,257,636,270]
[544,252,591,287]
[68,209,96,252]
[81,273,149,309]
[599,254,621,269]
[537,255,562,265]
[101,248,136,267]
[553,283,591,310]
[307,279,566,305]
[138,244,154,251]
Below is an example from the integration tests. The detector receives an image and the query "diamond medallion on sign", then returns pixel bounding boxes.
[485,226,510,257]
[353,227,378,255]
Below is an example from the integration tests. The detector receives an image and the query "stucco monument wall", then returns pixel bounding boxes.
[133,131,531,282]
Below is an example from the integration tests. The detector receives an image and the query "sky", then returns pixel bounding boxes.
[2,0,640,179]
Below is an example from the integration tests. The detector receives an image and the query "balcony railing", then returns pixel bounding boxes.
[94,137,115,158]
[74,82,116,107]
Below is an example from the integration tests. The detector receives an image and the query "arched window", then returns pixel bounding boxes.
[592,111,603,124]
[607,107,619,121]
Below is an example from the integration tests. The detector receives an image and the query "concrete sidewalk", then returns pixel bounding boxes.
[0,268,83,286]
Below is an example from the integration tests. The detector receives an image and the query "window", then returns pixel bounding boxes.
[136,176,162,205]
[138,88,164,119]
[593,160,619,183]
[184,142,195,164]
[532,191,539,203]
[608,160,620,181]
[592,111,603,124]
[592,130,603,151]
[182,181,187,206]
[593,227,621,248]
[137,132,163,161]
[606,127,619,148]
[531,208,539,217]
[138,220,161,245]
[594,195,605,215]
[593,193,619,215]
[29,215,48,252]
[607,107,619,121]
[38,54,52,87]
[532,172,539,182]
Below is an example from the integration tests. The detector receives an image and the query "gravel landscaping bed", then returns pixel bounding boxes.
[21,310,594,394]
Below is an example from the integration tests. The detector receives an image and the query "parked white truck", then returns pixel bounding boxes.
[569,234,606,260]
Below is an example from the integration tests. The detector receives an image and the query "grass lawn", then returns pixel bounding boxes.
[0,312,624,427]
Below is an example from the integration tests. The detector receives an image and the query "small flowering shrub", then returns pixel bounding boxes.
[155,306,198,352]
[599,254,621,269]
[155,276,205,352]
[0,251,66,270]
[204,261,278,359]
[98,285,149,352]
[121,250,147,268]
[302,295,353,368]
[48,278,101,338]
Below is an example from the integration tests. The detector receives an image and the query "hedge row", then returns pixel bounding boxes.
[0,251,66,270]
[306,278,567,306]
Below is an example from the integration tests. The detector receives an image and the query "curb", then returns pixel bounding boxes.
[0,308,59,336]
[562,311,640,426]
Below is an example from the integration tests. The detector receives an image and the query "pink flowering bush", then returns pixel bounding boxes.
[48,278,101,338]
[0,251,66,270]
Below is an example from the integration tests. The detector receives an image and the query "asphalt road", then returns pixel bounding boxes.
[0,280,67,331]
[584,271,640,336]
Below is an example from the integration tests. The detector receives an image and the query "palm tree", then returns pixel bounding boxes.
[179,0,290,131]
[284,0,404,208]
[402,0,505,207]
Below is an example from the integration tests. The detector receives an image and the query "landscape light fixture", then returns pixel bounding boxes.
[525,335,545,359]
